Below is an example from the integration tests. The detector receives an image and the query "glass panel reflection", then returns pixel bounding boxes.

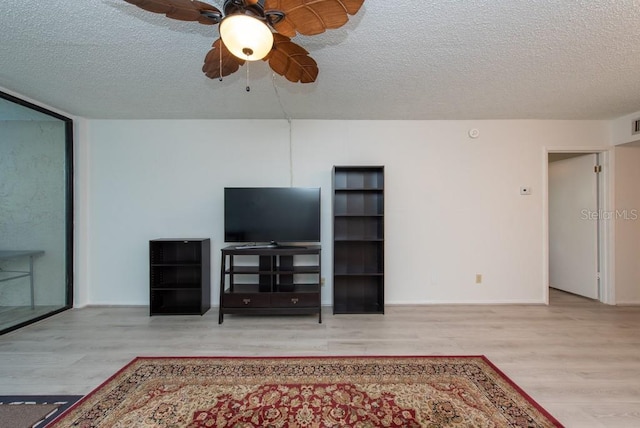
[0,94,72,333]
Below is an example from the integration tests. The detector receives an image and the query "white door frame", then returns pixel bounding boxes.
[542,146,614,305]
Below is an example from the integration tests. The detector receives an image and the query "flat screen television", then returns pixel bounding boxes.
[224,187,321,245]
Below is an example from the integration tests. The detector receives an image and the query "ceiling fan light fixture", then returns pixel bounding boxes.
[219,14,273,61]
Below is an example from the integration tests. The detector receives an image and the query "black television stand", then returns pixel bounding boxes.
[219,245,321,323]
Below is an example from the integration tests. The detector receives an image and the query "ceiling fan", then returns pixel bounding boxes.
[123,0,365,85]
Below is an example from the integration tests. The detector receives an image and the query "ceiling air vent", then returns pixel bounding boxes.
[633,118,640,135]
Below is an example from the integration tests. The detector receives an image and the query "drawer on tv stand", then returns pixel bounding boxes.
[271,293,318,308]
[223,293,270,308]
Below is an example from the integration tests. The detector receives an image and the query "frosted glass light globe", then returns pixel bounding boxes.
[220,14,274,61]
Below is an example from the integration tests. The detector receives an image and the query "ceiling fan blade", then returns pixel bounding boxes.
[192,1,224,24]
[203,38,246,80]
[123,0,222,25]
[265,33,318,83]
[264,0,365,36]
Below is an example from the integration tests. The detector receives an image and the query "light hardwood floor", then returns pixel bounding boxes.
[0,289,639,427]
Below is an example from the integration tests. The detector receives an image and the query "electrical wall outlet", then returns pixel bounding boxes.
[475,274,482,284]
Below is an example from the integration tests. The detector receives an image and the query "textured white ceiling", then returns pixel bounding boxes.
[1,0,639,120]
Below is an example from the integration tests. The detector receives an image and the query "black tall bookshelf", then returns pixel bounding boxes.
[332,166,384,314]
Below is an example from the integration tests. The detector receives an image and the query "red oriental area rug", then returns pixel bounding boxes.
[50,356,563,427]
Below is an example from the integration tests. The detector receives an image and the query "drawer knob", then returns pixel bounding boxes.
[291,298,299,304]
[243,298,251,305]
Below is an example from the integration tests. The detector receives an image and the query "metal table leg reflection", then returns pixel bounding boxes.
[0,251,45,309]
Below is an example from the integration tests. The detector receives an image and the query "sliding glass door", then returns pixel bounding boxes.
[0,91,73,334]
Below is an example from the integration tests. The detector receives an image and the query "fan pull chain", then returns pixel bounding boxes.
[246,61,250,92]
[219,42,223,81]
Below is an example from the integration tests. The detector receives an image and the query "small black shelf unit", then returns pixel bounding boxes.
[219,245,321,324]
[333,166,384,314]
[149,239,210,315]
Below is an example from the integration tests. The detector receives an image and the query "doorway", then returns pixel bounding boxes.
[544,149,611,304]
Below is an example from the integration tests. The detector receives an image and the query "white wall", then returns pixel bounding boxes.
[81,119,609,307]
[610,110,640,146]
[608,109,640,304]
[614,145,640,304]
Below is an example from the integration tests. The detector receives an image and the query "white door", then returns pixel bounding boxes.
[548,154,599,299]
